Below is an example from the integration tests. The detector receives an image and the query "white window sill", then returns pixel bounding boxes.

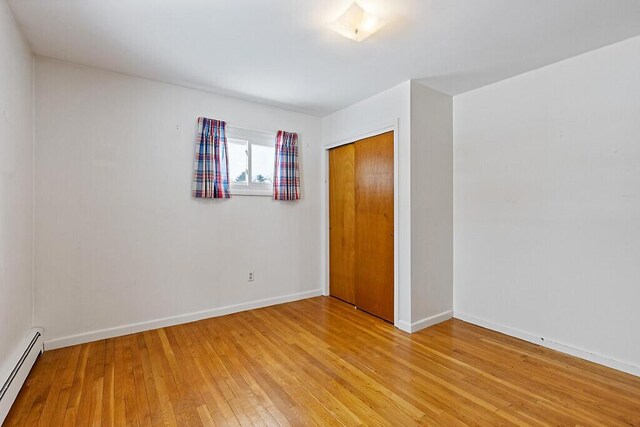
[230,187,273,197]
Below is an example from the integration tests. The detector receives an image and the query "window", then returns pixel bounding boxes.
[227,126,275,196]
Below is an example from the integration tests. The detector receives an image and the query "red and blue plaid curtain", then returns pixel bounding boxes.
[192,117,230,198]
[273,130,300,200]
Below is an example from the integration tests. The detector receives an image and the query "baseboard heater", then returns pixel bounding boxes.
[0,328,44,424]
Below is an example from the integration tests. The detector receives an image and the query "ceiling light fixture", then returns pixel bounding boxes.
[331,2,383,42]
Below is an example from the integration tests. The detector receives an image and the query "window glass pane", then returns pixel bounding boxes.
[228,139,248,184]
[251,144,275,184]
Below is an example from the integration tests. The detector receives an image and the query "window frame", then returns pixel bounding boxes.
[227,126,275,197]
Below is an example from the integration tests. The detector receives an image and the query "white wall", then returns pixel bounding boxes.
[454,35,640,374]
[321,82,412,328]
[0,0,33,376]
[34,59,323,348]
[410,82,453,327]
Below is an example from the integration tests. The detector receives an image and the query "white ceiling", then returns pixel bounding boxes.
[9,0,640,115]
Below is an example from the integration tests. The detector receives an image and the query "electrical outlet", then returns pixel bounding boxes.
[248,272,255,282]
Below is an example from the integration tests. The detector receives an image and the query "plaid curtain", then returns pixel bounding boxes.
[273,130,300,200]
[192,117,230,198]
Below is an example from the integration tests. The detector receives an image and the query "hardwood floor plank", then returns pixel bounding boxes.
[5,297,640,426]
[141,331,179,426]
[100,338,115,427]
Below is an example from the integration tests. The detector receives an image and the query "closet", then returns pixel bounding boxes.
[329,131,394,322]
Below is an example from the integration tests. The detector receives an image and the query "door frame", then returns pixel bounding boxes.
[322,120,399,328]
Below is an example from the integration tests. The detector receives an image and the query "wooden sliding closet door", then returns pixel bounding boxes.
[329,144,356,304]
[354,132,394,322]
[329,131,394,322]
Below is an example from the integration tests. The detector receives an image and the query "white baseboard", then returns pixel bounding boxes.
[454,312,640,377]
[397,310,453,333]
[0,328,44,424]
[397,320,412,333]
[45,290,323,350]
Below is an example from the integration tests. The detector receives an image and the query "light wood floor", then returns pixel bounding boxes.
[5,297,640,426]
